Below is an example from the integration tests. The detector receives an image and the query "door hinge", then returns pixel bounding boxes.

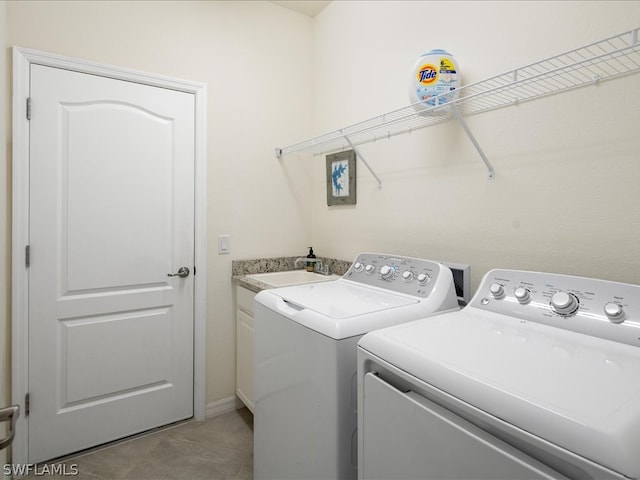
[25,245,30,268]
[25,393,30,416]
[26,97,32,120]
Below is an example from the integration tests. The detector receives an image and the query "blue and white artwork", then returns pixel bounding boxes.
[326,150,356,206]
[331,160,350,197]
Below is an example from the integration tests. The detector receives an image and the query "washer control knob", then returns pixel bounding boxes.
[550,291,579,315]
[416,273,430,285]
[353,262,364,273]
[365,264,376,275]
[514,287,531,304]
[402,270,414,282]
[380,265,396,280]
[604,302,625,323]
[489,283,505,299]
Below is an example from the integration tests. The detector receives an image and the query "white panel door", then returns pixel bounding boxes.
[28,64,195,463]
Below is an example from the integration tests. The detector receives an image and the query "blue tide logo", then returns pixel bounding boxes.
[417,64,438,85]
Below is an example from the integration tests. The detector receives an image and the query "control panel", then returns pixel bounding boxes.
[344,253,446,298]
[472,269,640,346]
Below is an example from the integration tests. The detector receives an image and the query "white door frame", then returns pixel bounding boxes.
[11,47,207,464]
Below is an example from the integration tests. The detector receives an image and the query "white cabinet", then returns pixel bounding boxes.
[236,285,256,413]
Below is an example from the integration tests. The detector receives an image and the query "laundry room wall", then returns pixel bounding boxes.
[3,1,314,408]
[3,0,640,427]
[309,1,640,292]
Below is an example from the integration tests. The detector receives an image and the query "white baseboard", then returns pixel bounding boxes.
[205,395,245,419]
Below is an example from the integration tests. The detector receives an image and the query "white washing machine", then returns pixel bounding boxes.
[253,253,460,480]
[358,269,640,480]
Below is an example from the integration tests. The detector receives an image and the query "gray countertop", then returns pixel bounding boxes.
[232,256,351,293]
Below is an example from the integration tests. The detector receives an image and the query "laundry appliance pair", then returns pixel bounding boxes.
[254,252,640,480]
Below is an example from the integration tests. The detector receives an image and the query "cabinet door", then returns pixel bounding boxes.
[236,308,255,413]
[236,285,255,315]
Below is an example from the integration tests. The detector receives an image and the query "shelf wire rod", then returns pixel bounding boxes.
[277,28,640,160]
[461,44,638,102]
[342,130,383,189]
[450,104,495,180]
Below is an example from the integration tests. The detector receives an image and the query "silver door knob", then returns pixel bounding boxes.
[0,405,19,451]
[168,266,190,278]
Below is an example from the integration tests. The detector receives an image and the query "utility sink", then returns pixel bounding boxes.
[246,270,340,288]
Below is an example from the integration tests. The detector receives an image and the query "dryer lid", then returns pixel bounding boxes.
[359,309,640,478]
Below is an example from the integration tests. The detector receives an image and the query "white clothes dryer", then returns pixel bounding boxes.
[358,269,640,480]
[253,253,460,480]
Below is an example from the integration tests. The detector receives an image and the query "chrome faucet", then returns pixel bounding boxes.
[294,256,331,275]
[314,260,331,276]
[294,257,319,269]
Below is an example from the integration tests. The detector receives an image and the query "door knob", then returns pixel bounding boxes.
[0,405,19,451]
[168,267,190,278]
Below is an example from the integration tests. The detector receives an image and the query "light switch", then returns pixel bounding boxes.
[218,235,230,254]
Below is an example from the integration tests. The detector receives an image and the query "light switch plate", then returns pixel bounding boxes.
[218,235,230,254]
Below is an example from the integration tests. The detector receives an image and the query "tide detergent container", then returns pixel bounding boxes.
[409,49,460,113]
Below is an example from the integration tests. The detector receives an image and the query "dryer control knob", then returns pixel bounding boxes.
[551,291,579,315]
[489,283,505,299]
[365,264,376,274]
[604,302,625,323]
[514,287,531,304]
[380,265,396,280]
[353,262,364,273]
[402,270,414,282]
[416,273,430,285]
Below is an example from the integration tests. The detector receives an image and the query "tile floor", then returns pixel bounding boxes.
[24,408,253,480]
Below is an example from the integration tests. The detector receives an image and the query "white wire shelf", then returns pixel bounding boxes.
[275,27,640,180]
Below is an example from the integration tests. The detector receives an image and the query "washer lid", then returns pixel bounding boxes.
[270,279,417,319]
[359,309,640,478]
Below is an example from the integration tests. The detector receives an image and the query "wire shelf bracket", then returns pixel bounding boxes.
[275,27,640,182]
[451,104,495,179]
[342,132,383,189]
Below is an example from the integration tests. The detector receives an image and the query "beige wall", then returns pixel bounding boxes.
[3,1,314,408]
[311,1,640,291]
[2,0,640,441]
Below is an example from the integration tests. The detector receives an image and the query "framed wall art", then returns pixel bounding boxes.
[326,150,356,206]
